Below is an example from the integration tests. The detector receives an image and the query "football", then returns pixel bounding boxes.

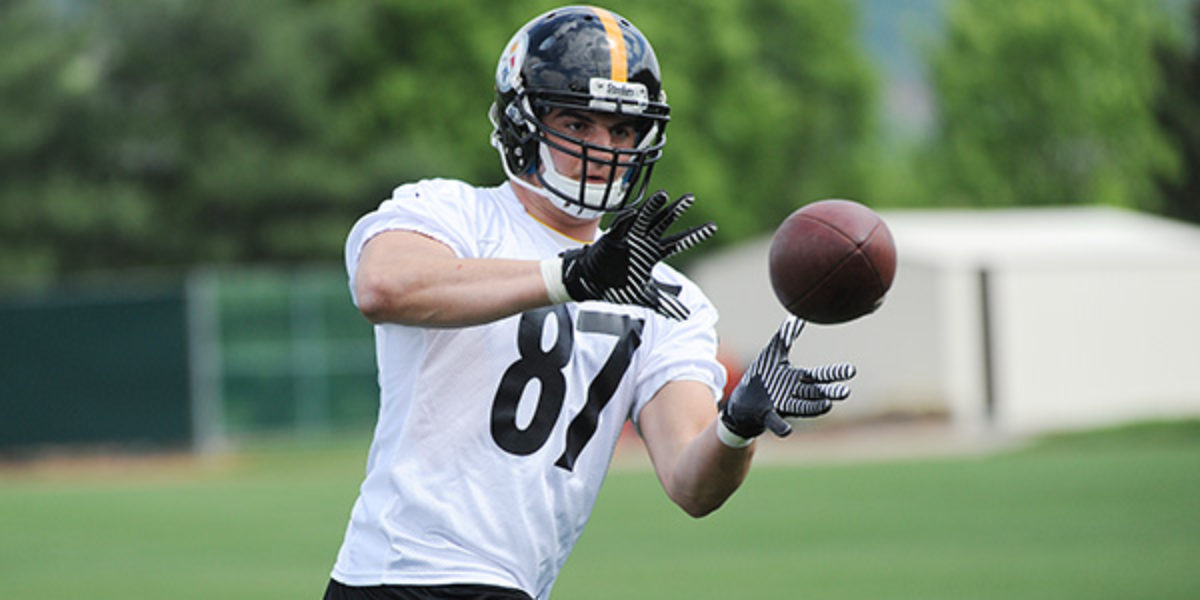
[768,199,896,324]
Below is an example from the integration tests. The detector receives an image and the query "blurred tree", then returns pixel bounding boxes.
[616,0,881,243]
[0,0,380,284]
[0,0,102,281]
[0,0,880,286]
[321,0,520,185]
[1154,0,1200,224]
[915,0,1179,209]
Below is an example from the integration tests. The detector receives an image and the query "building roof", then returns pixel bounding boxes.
[883,206,1200,269]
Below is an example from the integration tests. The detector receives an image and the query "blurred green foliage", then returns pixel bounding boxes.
[0,0,1194,287]
[1155,2,1200,224]
[0,0,378,283]
[912,0,1182,209]
[0,0,878,285]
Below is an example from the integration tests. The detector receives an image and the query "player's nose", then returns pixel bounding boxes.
[581,147,618,179]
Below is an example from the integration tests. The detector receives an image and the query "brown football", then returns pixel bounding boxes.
[768,199,896,324]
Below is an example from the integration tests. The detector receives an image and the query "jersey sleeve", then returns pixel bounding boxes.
[344,179,480,306]
[629,275,727,424]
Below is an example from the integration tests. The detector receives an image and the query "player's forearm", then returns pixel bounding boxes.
[664,421,755,518]
[356,255,550,327]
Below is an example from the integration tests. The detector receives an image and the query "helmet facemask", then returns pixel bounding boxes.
[534,95,665,218]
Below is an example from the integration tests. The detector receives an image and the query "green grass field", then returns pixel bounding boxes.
[1,420,1197,599]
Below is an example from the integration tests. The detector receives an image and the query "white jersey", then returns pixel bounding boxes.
[332,179,725,599]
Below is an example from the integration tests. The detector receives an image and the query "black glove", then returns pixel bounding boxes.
[553,190,716,320]
[718,316,856,446]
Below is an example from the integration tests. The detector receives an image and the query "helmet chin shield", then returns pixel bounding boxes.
[537,142,622,219]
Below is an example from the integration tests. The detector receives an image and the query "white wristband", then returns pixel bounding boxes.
[716,419,755,448]
[540,258,572,304]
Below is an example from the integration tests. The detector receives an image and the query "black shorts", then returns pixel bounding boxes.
[323,579,533,600]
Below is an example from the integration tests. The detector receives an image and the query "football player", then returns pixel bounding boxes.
[325,6,855,599]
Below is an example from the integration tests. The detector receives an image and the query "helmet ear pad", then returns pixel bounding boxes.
[490,99,540,176]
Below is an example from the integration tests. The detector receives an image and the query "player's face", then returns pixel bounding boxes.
[541,109,640,184]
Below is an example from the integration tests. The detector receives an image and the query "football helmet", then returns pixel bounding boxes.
[489,5,670,218]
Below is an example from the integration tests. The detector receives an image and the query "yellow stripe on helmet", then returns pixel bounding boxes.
[591,7,627,82]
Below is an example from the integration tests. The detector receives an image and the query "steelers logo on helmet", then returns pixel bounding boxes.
[495,29,527,94]
[488,5,670,219]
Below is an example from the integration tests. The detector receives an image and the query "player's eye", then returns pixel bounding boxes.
[610,124,635,142]
[559,118,589,134]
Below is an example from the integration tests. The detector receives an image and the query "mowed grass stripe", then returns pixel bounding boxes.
[0,420,1196,599]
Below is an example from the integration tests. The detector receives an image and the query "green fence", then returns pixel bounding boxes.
[0,282,192,452]
[0,267,379,453]
[199,268,378,440]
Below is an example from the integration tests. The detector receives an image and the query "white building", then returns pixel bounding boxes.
[688,206,1200,436]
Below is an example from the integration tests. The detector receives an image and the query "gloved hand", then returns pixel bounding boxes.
[717,316,856,447]
[542,190,717,320]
